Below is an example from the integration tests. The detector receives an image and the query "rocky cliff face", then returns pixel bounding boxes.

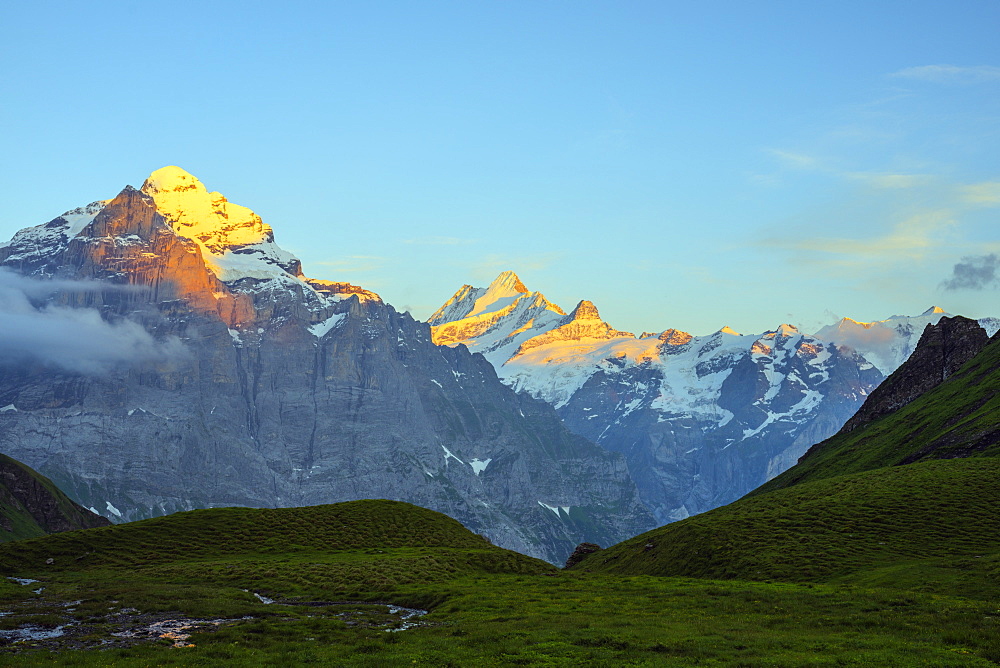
[0,453,111,541]
[430,273,883,523]
[0,168,654,564]
[835,316,989,435]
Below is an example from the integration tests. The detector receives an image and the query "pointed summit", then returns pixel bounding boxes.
[569,300,601,321]
[489,270,529,295]
[921,306,947,316]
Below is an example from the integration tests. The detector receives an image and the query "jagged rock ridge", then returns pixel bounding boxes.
[0,168,654,564]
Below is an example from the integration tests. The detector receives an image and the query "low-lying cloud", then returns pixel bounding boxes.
[940,254,1000,291]
[0,268,188,375]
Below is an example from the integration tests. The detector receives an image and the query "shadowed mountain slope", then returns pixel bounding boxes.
[0,453,111,542]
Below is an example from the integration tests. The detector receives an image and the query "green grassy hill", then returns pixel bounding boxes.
[754,332,1000,496]
[0,453,110,542]
[575,457,1000,599]
[0,499,553,589]
[1,497,998,665]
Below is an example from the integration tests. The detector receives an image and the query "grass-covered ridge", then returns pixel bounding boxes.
[755,333,1000,496]
[576,457,1000,597]
[0,499,552,578]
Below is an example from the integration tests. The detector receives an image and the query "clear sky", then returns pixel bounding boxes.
[2,1,998,336]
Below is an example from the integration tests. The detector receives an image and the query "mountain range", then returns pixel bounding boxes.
[1,166,996,564]
[0,314,997,662]
[0,167,653,564]
[429,273,998,522]
[575,314,1000,596]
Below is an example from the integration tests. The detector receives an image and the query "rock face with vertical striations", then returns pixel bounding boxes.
[0,167,654,564]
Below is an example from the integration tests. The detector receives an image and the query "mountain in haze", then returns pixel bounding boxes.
[430,272,883,523]
[814,307,999,376]
[0,167,654,564]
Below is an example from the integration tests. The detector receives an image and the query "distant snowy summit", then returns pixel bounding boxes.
[816,306,1000,376]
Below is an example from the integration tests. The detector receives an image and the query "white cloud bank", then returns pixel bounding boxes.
[0,268,187,375]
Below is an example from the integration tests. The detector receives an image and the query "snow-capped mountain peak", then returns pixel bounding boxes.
[140,166,301,282]
[920,306,947,316]
[488,270,529,296]
[1,168,381,332]
[657,329,694,346]
[428,272,568,365]
[774,323,800,337]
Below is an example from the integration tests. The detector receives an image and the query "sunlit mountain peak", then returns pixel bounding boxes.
[142,166,206,195]
[775,323,800,337]
[488,270,529,295]
[719,326,740,335]
[569,300,602,321]
[139,166,301,282]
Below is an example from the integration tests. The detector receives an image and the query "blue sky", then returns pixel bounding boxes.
[2,1,998,335]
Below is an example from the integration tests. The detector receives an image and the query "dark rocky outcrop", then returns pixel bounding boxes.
[834,316,988,436]
[564,542,602,568]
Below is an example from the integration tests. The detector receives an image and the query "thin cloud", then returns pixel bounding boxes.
[762,209,956,263]
[940,254,1000,291]
[0,268,188,375]
[891,64,1000,84]
[960,182,1000,207]
[766,149,821,170]
[847,173,932,189]
[467,253,563,284]
[402,236,477,246]
[313,255,386,273]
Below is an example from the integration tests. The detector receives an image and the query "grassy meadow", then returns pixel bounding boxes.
[0,497,996,666]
